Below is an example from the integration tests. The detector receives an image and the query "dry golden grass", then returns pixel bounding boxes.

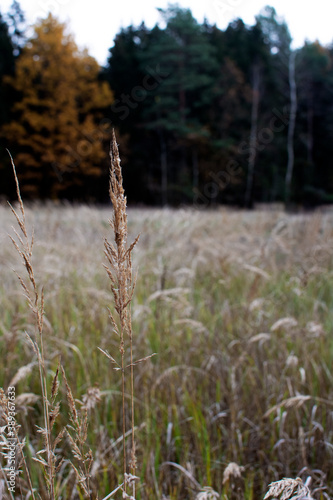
[5,153,59,499]
[102,131,140,498]
[1,144,333,499]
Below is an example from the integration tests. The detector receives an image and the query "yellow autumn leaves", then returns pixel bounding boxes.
[3,14,113,199]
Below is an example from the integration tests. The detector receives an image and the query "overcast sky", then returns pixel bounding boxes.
[1,0,332,65]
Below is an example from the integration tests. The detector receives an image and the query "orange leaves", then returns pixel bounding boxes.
[3,13,113,199]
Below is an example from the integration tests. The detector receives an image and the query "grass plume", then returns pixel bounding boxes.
[102,130,140,498]
[6,150,57,499]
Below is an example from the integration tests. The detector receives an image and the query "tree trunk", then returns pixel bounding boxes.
[285,51,297,205]
[245,64,260,208]
[307,102,314,165]
[192,147,199,192]
[306,87,314,187]
[159,130,168,206]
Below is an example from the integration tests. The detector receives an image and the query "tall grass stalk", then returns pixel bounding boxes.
[4,152,99,499]
[102,131,140,498]
[6,151,56,499]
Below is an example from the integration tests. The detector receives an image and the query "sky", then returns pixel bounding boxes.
[1,0,332,65]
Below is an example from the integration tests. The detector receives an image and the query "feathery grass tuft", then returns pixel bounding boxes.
[102,130,140,498]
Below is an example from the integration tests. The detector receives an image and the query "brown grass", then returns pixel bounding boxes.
[6,151,57,499]
[1,135,142,499]
[102,130,140,498]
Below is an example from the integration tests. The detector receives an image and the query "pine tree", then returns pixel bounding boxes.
[0,7,16,198]
[0,9,15,123]
[103,23,152,204]
[3,14,113,199]
[140,6,218,203]
[255,6,295,205]
[295,42,333,204]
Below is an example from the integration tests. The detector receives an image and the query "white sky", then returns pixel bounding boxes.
[1,0,332,65]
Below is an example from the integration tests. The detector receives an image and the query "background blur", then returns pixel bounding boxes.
[0,1,333,207]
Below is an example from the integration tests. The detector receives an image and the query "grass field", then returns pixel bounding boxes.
[0,202,333,499]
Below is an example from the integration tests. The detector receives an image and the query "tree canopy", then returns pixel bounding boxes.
[2,13,113,199]
[1,3,333,206]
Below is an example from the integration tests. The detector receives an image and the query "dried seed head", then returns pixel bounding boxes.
[9,362,36,387]
[223,462,245,484]
[51,362,60,403]
[61,366,78,424]
[286,354,299,368]
[82,387,102,412]
[196,486,219,499]
[264,477,313,500]
[15,392,40,408]
[271,317,298,332]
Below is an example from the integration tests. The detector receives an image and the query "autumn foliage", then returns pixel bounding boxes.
[3,14,113,199]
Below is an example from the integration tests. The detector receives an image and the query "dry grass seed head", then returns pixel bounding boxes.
[195,486,219,499]
[81,387,102,412]
[14,392,40,409]
[223,462,245,499]
[61,366,78,425]
[9,361,37,387]
[104,131,139,313]
[264,477,313,500]
[223,462,245,484]
[51,362,60,404]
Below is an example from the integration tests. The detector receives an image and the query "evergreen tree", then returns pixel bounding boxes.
[103,23,153,203]
[255,6,295,205]
[212,18,272,206]
[295,42,333,204]
[0,9,15,123]
[140,6,218,203]
[0,7,16,198]
[101,5,333,206]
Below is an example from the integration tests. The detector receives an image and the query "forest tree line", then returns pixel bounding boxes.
[1,1,333,207]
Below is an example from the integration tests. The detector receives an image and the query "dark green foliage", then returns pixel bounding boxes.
[294,42,333,205]
[103,4,333,208]
[139,7,219,204]
[0,5,17,199]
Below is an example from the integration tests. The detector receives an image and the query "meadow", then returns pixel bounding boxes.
[0,198,333,499]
